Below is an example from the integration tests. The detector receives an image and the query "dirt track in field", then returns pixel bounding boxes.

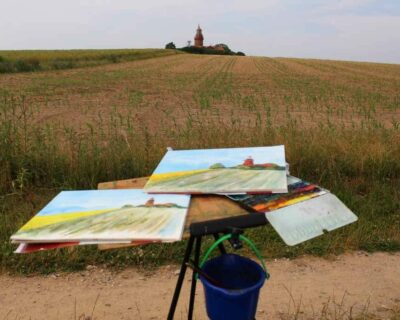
[1,252,399,319]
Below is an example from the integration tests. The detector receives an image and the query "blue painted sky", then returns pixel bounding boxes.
[38,190,190,216]
[1,0,399,63]
[153,145,286,174]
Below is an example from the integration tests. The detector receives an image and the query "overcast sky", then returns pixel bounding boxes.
[1,0,399,63]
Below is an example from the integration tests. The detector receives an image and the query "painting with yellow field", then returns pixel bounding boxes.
[145,146,288,194]
[11,190,190,243]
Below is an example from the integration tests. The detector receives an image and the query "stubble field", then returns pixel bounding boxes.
[0,51,399,273]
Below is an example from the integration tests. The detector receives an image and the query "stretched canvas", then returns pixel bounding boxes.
[144,146,287,194]
[11,190,190,243]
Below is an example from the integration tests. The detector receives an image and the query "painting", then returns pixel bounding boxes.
[144,145,288,194]
[227,176,327,212]
[265,193,358,246]
[15,240,155,253]
[11,190,190,243]
[15,242,79,254]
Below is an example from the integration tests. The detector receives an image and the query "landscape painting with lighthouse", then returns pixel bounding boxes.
[144,146,288,194]
[11,190,190,243]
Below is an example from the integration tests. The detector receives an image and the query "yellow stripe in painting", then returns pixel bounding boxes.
[281,194,316,207]
[261,194,317,211]
[20,209,115,231]
[149,169,209,182]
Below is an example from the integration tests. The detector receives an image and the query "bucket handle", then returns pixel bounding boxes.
[198,234,270,280]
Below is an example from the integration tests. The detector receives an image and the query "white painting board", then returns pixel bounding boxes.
[266,193,358,246]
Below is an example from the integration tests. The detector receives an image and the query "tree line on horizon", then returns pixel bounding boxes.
[165,42,245,56]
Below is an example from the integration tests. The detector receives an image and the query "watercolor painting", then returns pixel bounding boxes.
[144,146,287,194]
[11,190,190,243]
[228,176,327,212]
[15,242,79,254]
[265,193,358,246]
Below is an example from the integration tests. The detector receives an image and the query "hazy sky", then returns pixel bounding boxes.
[1,0,399,63]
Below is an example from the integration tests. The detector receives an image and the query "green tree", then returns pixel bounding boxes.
[209,163,225,169]
[165,42,176,49]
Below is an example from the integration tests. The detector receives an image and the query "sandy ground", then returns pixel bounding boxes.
[1,252,399,320]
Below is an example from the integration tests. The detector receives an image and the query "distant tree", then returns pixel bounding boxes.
[187,40,192,47]
[215,43,232,53]
[165,42,176,49]
[209,163,226,169]
[236,51,246,56]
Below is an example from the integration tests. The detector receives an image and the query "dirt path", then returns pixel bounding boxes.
[1,252,399,320]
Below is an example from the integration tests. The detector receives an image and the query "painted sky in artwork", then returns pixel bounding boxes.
[38,190,190,216]
[153,145,286,174]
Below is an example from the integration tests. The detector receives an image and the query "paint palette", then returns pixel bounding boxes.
[228,176,357,245]
[265,193,358,245]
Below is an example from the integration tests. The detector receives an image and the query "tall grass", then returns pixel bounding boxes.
[0,90,399,274]
[0,49,180,73]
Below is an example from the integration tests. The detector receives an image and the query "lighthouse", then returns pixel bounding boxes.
[243,156,254,167]
[194,25,204,47]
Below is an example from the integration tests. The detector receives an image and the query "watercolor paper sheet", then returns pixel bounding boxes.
[15,240,155,254]
[11,190,190,243]
[228,176,357,245]
[227,176,327,212]
[145,146,288,194]
[265,193,358,246]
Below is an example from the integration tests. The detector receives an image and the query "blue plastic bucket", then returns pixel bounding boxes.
[200,253,266,320]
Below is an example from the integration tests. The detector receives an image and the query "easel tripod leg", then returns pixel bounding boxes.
[188,236,202,320]
[167,236,195,320]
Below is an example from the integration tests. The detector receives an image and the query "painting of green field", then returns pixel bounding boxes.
[146,168,287,193]
[145,146,287,194]
[11,190,190,243]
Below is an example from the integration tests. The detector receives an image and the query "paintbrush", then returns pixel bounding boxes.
[186,260,230,289]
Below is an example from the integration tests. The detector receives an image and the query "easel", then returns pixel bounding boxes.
[167,214,267,320]
[97,177,268,319]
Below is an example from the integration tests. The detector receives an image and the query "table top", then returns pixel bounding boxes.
[97,177,251,249]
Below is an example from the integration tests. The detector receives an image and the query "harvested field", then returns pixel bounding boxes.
[1,54,399,130]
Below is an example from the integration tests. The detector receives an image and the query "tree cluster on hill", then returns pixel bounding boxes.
[165,42,245,56]
[165,42,176,49]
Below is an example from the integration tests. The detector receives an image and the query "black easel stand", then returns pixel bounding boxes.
[167,213,267,320]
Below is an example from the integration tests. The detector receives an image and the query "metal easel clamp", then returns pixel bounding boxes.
[227,227,244,249]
